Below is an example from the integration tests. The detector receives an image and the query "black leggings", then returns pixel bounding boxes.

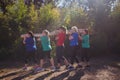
[25,51,37,64]
[81,48,90,62]
[56,46,65,63]
[69,46,79,64]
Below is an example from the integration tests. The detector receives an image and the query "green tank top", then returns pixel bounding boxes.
[40,36,52,51]
[82,35,90,48]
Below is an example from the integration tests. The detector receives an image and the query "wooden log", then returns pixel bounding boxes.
[20,29,84,38]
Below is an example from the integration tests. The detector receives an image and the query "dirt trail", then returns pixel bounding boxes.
[0,55,120,80]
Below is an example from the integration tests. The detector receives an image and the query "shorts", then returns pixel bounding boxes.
[25,51,37,64]
[40,50,51,59]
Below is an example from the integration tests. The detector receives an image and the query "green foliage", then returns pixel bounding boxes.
[0,1,61,60]
[111,3,120,18]
[58,6,89,29]
[26,4,38,30]
[0,0,120,60]
[0,0,15,14]
[109,2,120,53]
[6,0,27,22]
[38,4,60,29]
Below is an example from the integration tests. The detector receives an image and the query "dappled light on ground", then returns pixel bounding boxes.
[0,55,120,80]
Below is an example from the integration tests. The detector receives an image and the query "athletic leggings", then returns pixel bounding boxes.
[24,51,37,64]
[81,48,90,62]
[69,46,79,64]
[56,46,65,63]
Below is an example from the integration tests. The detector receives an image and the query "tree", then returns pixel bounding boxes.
[38,4,60,30]
[0,0,15,14]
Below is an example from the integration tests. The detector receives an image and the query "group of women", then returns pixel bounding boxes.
[21,26,90,73]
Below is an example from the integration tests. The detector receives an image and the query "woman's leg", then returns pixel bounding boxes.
[47,50,55,67]
[29,51,37,65]
[40,59,44,68]
[70,46,79,65]
[50,58,55,67]
[84,48,90,66]
[74,46,79,64]
[56,46,61,68]
[63,56,69,66]
[23,51,30,70]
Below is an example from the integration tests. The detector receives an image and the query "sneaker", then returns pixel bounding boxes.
[22,66,27,71]
[67,65,74,70]
[51,66,56,71]
[85,65,90,68]
[34,67,44,73]
[65,65,69,68]
[65,65,70,70]
[86,62,90,67]
[77,65,83,69]
[56,66,60,71]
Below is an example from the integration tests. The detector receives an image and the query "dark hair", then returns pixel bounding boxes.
[59,26,66,32]
[84,29,89,35]
[28,31,34,38]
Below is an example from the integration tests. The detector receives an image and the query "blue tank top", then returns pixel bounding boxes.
[25,37,37,52]
[70,32,79,46]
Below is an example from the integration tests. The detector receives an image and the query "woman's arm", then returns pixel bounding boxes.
[78,35,82,41]
[23,36,26,44]
[21,34,27,44]
[69,35,73,40]
[37,37,41,41]
[55,36,59,40]
[35,34,44,41]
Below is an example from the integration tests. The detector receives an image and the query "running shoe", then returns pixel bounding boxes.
[34,67,44,73]
[67,65,74,70]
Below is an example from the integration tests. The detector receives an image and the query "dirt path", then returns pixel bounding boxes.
[0,55,120,80]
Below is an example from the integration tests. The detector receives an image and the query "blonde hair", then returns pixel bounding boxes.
[43,30,50,37]
[71,26,78,32]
